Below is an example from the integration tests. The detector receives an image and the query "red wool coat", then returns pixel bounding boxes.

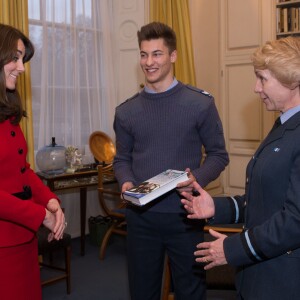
[0,119,58,300]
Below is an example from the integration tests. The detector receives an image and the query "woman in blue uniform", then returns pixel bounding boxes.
[181,36,300,300]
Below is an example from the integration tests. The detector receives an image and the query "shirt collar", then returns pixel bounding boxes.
[280,104,300,124]
[144,78,178,94]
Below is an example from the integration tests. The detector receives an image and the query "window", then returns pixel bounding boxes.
[28,0,117,153]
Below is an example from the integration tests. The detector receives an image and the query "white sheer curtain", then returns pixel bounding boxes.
[28,0,118,237]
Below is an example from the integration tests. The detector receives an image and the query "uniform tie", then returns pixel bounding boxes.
[271,117,281,132]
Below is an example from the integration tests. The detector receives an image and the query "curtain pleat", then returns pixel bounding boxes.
[0,0,35,167]
[149,0,196,86]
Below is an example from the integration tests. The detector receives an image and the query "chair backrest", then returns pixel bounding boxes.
[89,131,116,164]
[37,226,71,255]
[97,164,127,260]
[37,225,72,294]
[97,164,126,218]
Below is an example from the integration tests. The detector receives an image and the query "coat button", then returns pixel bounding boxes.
[18,148,23,154]
[11,131,16,137]
[20,167,26,173]
[246,177,249,183]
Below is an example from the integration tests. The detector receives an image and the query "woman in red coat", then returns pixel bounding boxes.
[0,23,66,300]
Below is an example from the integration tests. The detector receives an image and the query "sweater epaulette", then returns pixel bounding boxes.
[186,85,213,98]
[118,92,139,107]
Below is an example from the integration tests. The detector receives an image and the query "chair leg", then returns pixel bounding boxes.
[161,257,172,300]
[65,245,71,294]
[99,223,116,260]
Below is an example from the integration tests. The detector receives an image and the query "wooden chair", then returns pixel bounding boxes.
[97,164,127,260]
[38,226,72,294]
[161,224,243,300]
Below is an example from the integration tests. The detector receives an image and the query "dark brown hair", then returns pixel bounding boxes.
[137,22,177,54]
[0,23,34,124]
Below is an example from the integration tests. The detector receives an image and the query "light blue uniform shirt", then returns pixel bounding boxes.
[144,78,178,94]
[280,104,300,124]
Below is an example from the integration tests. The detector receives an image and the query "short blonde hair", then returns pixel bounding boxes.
[251,37,300,89]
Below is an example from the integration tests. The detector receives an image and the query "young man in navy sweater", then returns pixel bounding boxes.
[113,21,229,300]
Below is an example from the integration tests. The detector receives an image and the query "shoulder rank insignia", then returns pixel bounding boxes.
[186,85,212,98]
[118,92,139,107]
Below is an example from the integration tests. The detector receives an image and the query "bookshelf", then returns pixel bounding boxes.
[276,0,300,38]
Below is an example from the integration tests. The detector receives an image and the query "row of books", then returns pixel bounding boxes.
[277,7,300,33]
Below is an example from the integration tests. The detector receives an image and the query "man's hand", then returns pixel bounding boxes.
[176,168,196,194]
[121,181,134,201]
[121,182,134,193]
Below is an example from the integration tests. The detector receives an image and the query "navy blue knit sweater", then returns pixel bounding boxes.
[113,81,229,213]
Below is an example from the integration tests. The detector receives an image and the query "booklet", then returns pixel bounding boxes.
[122,169,189,206]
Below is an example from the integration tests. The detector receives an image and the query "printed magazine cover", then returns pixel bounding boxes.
[123,169,189,206]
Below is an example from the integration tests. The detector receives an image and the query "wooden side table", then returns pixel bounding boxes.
[37,169,98,256]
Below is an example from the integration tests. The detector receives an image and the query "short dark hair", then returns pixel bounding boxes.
[137,22,177,53]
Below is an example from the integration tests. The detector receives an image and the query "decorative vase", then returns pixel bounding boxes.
[36,137,66,175]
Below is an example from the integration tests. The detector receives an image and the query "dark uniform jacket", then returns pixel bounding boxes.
[212,111,300,299]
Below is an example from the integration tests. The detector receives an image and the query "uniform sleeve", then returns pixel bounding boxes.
[113,108,136,187]
[224,153,300,267]
[212,195,245,225]
[192,100,229,187]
